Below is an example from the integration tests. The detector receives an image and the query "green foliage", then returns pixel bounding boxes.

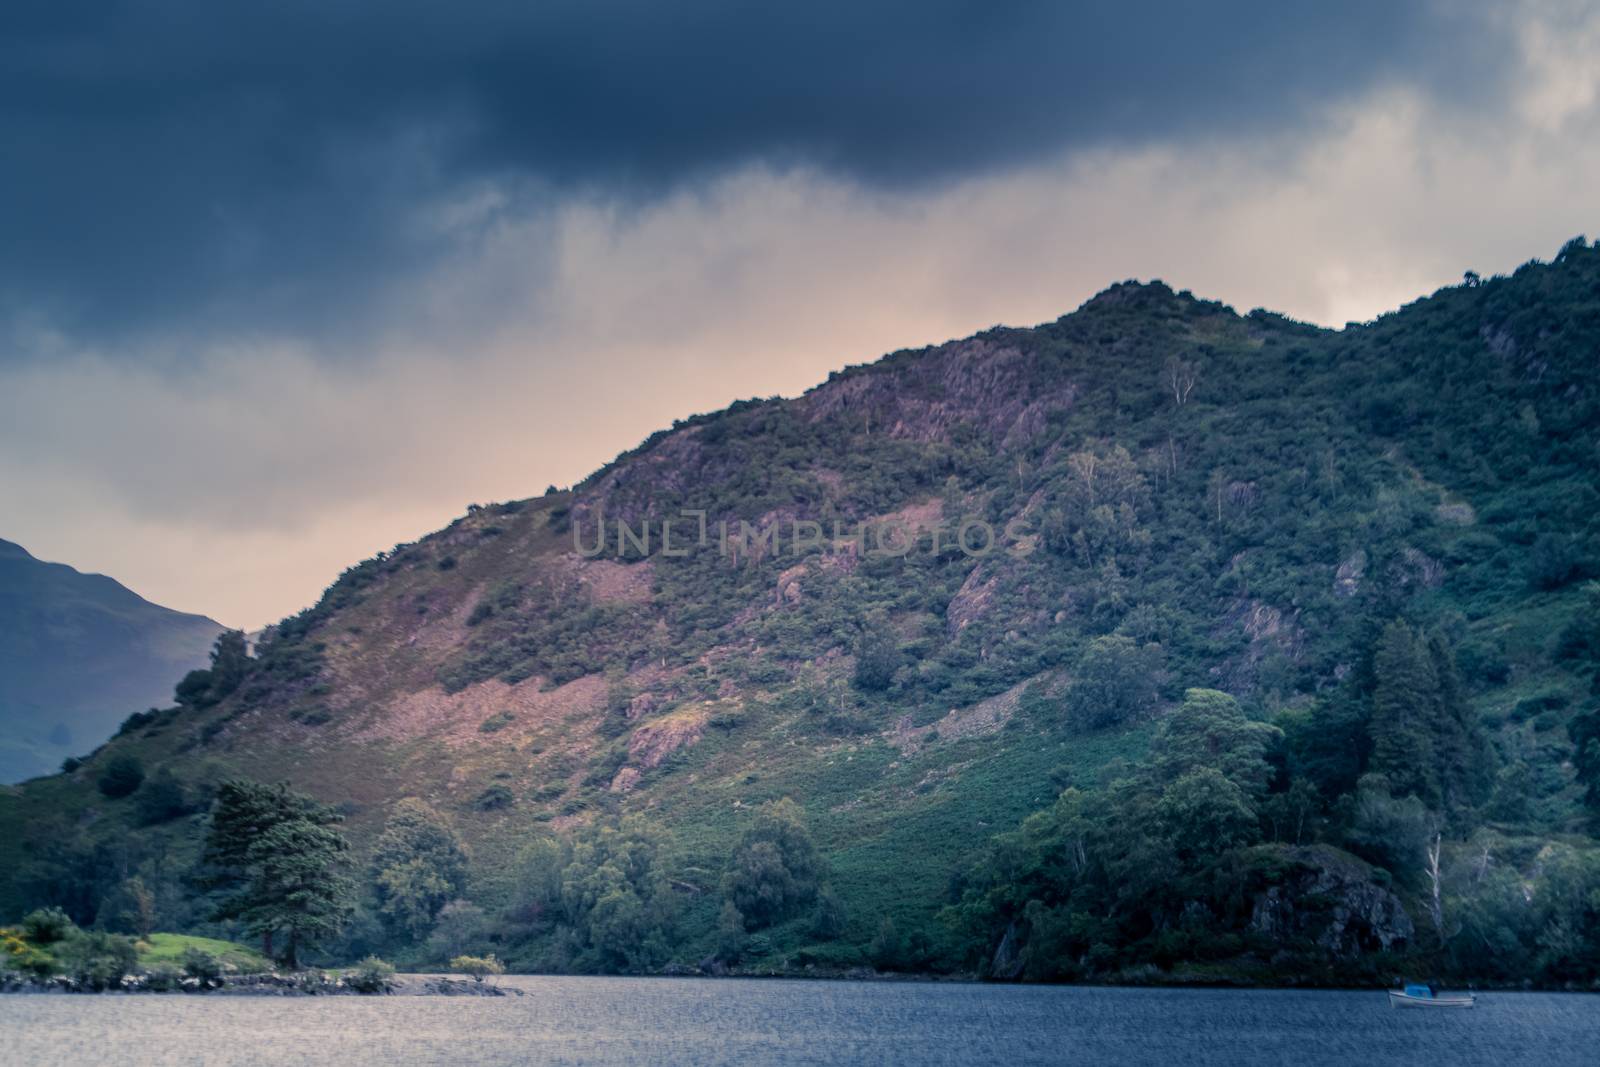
[143,963,184,991]
[201,780,355,969]
[809,886,847,941]
[1528,534,1581,590]
[347,955,396,993]
[1157,769,1261,858]
[510,818,677,972]
[1571,708,1600,816]
[425,899,487,960]
[175,630,252,710]
[852,622,901,692]
[58,930,138,990]
[869,917,904,971]
[180,946,223,981]
[1148,689,1279,795]
[136,933,269,974]
[1063,636,1164,731]
[1368,621,1488,810]
[714,900,746,963]
[479,710,516,733]
[133,770,195,826]
[110,875,158,937]
[20,906,73,944]
[473,785,514,811]
[449,953,504,982]
[371,799,469,939]
[722,798,823,930]
[96,753,145,798]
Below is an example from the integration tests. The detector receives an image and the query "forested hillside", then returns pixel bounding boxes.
[2,239,1597,986]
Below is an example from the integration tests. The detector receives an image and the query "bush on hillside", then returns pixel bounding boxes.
[20,907,74,945]
[97,754,146,798]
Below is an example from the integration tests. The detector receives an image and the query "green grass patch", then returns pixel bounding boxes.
[137,933,271,974]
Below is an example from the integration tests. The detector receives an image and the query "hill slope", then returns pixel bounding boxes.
[0,540,223,781]
[2,239,1598,984]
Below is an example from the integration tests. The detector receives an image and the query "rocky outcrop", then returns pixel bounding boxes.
[1210,597,1305,695]
[1249,845,1414,957]
[1333,550,1366,598]
[626,705,711,769]
[799,338,1077,449]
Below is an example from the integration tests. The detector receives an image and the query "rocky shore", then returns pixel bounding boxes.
[0,972,522,996]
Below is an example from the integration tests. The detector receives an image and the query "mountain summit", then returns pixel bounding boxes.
[0,542,223,781]
[2,240,1597,984]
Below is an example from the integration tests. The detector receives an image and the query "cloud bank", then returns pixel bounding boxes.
[1,0,1595,627]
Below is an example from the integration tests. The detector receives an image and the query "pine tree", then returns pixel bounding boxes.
[201,780,354,968]
[1369,621,1441,804]
[1425,634,1492,812]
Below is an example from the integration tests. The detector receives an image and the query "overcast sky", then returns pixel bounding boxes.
[3,0,1598,629]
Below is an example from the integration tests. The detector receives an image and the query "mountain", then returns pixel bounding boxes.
[0,539,224,782]
[2,238,1597,985]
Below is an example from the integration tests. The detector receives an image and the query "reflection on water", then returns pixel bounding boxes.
[2,977,1597,1067]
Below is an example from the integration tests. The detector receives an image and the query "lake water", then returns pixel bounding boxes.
[1,978,1596,1066]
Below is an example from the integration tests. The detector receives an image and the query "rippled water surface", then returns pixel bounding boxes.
[2,978,1597,1066]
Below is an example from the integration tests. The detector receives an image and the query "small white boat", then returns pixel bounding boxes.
[1388,983,1475,1009]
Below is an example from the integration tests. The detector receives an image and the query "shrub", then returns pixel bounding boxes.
[852,625,901,691]
[10,945,58,979]
[1528,533,1579,589]
[180,947,223,981]
[134,770,193,825]
[97,753,146,798]
[473,785,514,811]
[449,954,504,983]
[115,709,160,737]
[60,931,138,990]
[480,711,515,733]
[143,963,184,991]
[346,956,396,994]
[20,907,74,945]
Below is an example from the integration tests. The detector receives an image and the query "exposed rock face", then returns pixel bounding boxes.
[945,568,999,636]
[1210,597,1304,695]
[799,338,1077,449]
[989,921,1025,980]
[1397,546,1445,589]
[1333,550,1366,598]
[1249,845,1414,957]
[889,677,1036,756]
[626,705,711,770]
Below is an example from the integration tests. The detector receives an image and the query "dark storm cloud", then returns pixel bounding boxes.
[0,0,1501,352]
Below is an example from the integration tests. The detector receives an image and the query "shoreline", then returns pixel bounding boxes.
[6,967,1600,997]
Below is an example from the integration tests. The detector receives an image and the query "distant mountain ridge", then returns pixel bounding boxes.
[0,539,224,781]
